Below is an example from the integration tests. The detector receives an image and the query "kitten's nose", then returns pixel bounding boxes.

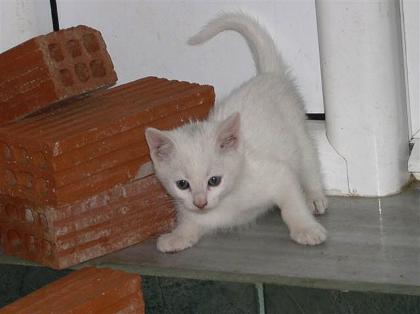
[193,200,207,209]
[193,193,207,209]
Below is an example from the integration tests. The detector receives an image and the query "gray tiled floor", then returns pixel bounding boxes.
[264,285,420,314]
[142,276,258,314]
[83,185,420,295]
[0,265,70,307]
[0,265,258,313]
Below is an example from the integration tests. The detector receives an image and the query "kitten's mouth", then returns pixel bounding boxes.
[192,206,211,214]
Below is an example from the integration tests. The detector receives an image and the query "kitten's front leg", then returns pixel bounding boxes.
[157,214,203,253]
[275,168,327,245]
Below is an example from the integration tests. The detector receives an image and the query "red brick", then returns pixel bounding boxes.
[0,267,145,313]
[0,76,214,206]
[0,175,175,269]
[0,25,117,124]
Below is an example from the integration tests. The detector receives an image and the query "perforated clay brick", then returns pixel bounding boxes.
[0,174,175,269]
[0,76,214,206]
[0,25,117,124]
[0,267,145,313]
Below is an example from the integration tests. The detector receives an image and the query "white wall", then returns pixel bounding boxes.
[56,0,324,113]
[0,0,52,52]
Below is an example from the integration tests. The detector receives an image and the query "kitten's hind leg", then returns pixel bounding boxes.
[274,167,327,245]
[296,132,328,215]
[157,213,204,253]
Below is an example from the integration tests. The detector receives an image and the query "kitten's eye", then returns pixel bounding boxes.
[208,176,222,187]
[176,180,190,190]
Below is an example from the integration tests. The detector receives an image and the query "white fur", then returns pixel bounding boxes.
[145,13,328,253]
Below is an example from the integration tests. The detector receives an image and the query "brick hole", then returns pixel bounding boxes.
[82,33,100,53]
[7,230,22,250]
[33,152,49,169]
[5,204,18,220]
[35,178,49,195]
[19,207,27,221]
[66,39,82,57]
[90,59,106,78]
[4,169,17,186]
[0,203,4,215]
[24,234,36,252]
[42,240,53,256]
[48,43,64,62]
[25,208,34,223]
[3,144,14,161]
[18,172,34,189]
[25,173,33,189]
[74,63,90,82]
[31,210,39,225]
[21,148,31,164]
[59,69,74,87]
[15,148,31,165]
[38,213,48,230]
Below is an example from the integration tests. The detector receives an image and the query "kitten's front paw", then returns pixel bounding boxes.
[309,197,328,215]
[157,232,199,253]
[290,222,327,246]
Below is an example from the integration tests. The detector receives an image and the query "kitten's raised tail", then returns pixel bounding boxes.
[188,13,285,74]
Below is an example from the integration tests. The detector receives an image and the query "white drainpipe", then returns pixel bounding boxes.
[315,0,410,196]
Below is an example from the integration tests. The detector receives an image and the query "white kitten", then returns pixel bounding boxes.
[145,13,328,253]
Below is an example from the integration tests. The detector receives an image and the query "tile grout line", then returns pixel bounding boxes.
[255,283,266,314]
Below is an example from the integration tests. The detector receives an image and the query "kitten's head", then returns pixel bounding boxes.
[145,112,243,213]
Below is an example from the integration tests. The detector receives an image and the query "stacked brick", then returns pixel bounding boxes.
[0,25,117,124]
[0,76,214,205]
[0,27,215,268]
[0,267,145,313]
[0,175,175,269]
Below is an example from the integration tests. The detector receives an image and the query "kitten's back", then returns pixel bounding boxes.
[190,13,308,165]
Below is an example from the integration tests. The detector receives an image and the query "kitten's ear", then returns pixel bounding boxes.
[145,128,175,161]
[217,112,241,152]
